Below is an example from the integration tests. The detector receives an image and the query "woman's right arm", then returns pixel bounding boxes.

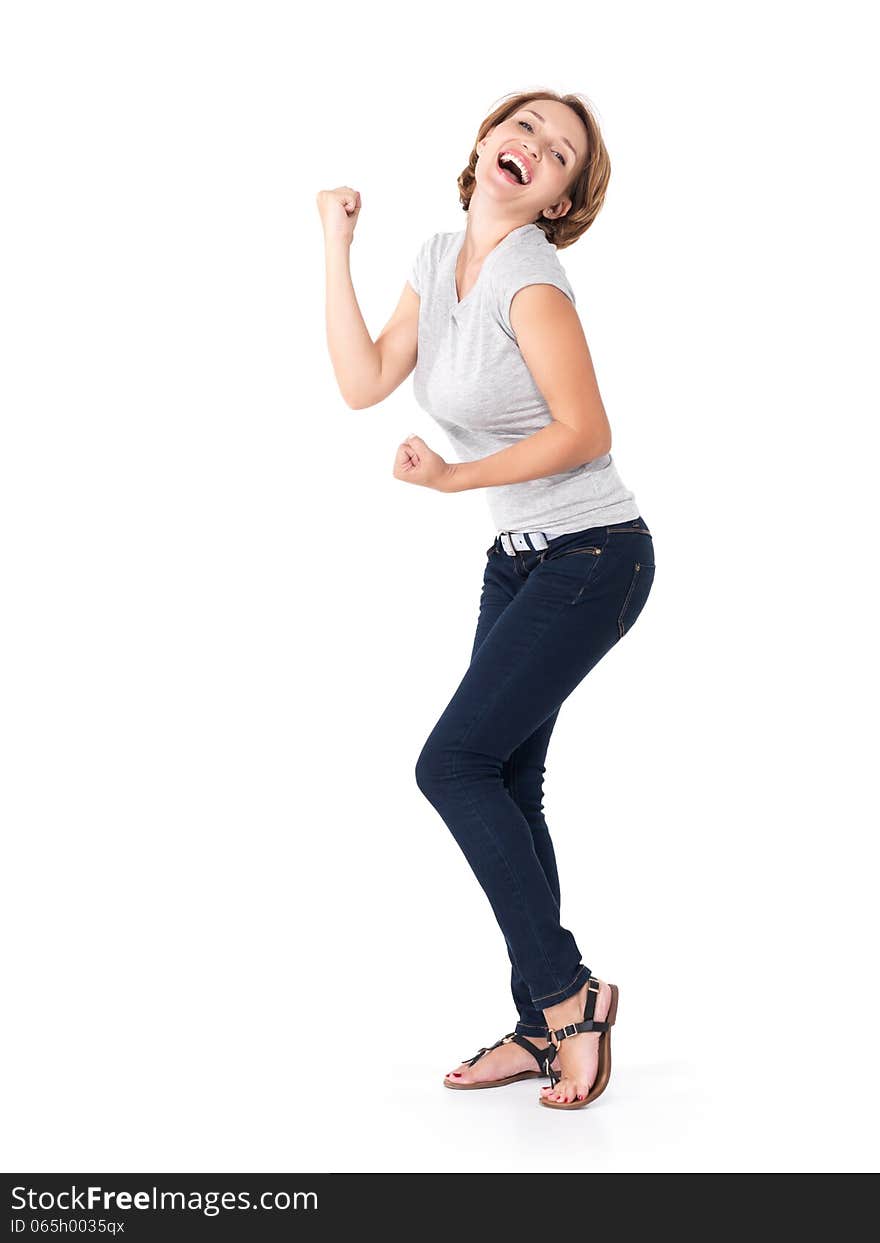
[317,187,419,410]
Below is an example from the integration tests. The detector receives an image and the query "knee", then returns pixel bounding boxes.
[416,737,504,803]
[414,738,445,801]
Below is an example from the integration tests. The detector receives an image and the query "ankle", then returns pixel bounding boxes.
[542,981,589,1032]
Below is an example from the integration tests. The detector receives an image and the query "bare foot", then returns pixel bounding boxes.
[445,1034,560,1085]
[539,978,612,1104]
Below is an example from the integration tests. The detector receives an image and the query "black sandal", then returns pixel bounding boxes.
[444,1031,558,1090]
[539,977,620,1110]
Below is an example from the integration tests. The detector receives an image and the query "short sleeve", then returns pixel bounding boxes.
[407,237,429,295]
[491,253,576,339]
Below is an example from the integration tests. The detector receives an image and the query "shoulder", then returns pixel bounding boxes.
[493,224,574,286]
[490,225,576,337]
[408,230,460,294]
[414,230,460,263]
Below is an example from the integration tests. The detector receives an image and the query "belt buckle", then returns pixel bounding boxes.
[499,529,546,554]
[500,531,549,555]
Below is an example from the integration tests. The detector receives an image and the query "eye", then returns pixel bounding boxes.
[517,118,566,165]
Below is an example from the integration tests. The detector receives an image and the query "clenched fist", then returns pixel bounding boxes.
[393,433,457,492]
[316,186,362,245]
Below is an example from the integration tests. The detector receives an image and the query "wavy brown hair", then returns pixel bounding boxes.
[457,88,611,250]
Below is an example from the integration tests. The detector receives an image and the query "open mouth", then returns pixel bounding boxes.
[497,151,531,185]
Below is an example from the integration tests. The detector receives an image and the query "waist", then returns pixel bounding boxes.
[494,514,650,555]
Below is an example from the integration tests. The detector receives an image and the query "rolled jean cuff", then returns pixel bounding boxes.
[531,964,591,1011]
[515,1021,549,1038]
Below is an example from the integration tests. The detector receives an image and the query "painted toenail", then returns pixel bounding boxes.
[450,1072,461,1077]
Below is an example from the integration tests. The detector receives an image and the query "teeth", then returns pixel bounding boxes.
[498,151,530,184]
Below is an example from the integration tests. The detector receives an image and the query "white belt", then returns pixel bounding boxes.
[498,530,551,555]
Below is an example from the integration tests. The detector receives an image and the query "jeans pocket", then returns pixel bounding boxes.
[544,544,603,561]
[534,546,605,605]
[540,531,605,563]
[617,560,655,637]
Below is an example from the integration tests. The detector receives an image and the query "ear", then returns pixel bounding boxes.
[543,198,572,220]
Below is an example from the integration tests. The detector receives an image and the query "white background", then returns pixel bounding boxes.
[2,0,877,1174]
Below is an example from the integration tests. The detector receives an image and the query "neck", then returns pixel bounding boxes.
[459,191,538,263]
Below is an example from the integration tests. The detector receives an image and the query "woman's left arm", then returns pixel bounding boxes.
[392,285,612,492]
[443,284,612,492]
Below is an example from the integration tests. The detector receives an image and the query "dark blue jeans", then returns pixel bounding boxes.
[415,515,655,1036]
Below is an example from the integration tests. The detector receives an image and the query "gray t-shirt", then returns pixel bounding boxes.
[408,221,641,536]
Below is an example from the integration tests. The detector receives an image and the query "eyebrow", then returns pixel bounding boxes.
[522,109,578,162]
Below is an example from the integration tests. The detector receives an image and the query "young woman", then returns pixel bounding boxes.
[317,89,655,1111]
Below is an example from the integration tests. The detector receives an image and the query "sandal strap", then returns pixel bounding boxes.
[463,1038,504,1068]
[464,1031,556,1075]
[547,1018,610,1044]
[584,977,600,1020]
[545,980,607,1088]
[463,1031,518,1067]
[510,1033,555,1073]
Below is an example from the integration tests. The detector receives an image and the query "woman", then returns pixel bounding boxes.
[317,89,655,1111]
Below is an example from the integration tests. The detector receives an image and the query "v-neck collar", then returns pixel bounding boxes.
[451,222,539,310]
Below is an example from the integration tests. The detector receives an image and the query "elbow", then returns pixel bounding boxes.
[343,392,377,411]
[593,422,612,459]
[578,437,612,464]
[556,418,610,463]
[591,410,612,458]
[591,428,612,459]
